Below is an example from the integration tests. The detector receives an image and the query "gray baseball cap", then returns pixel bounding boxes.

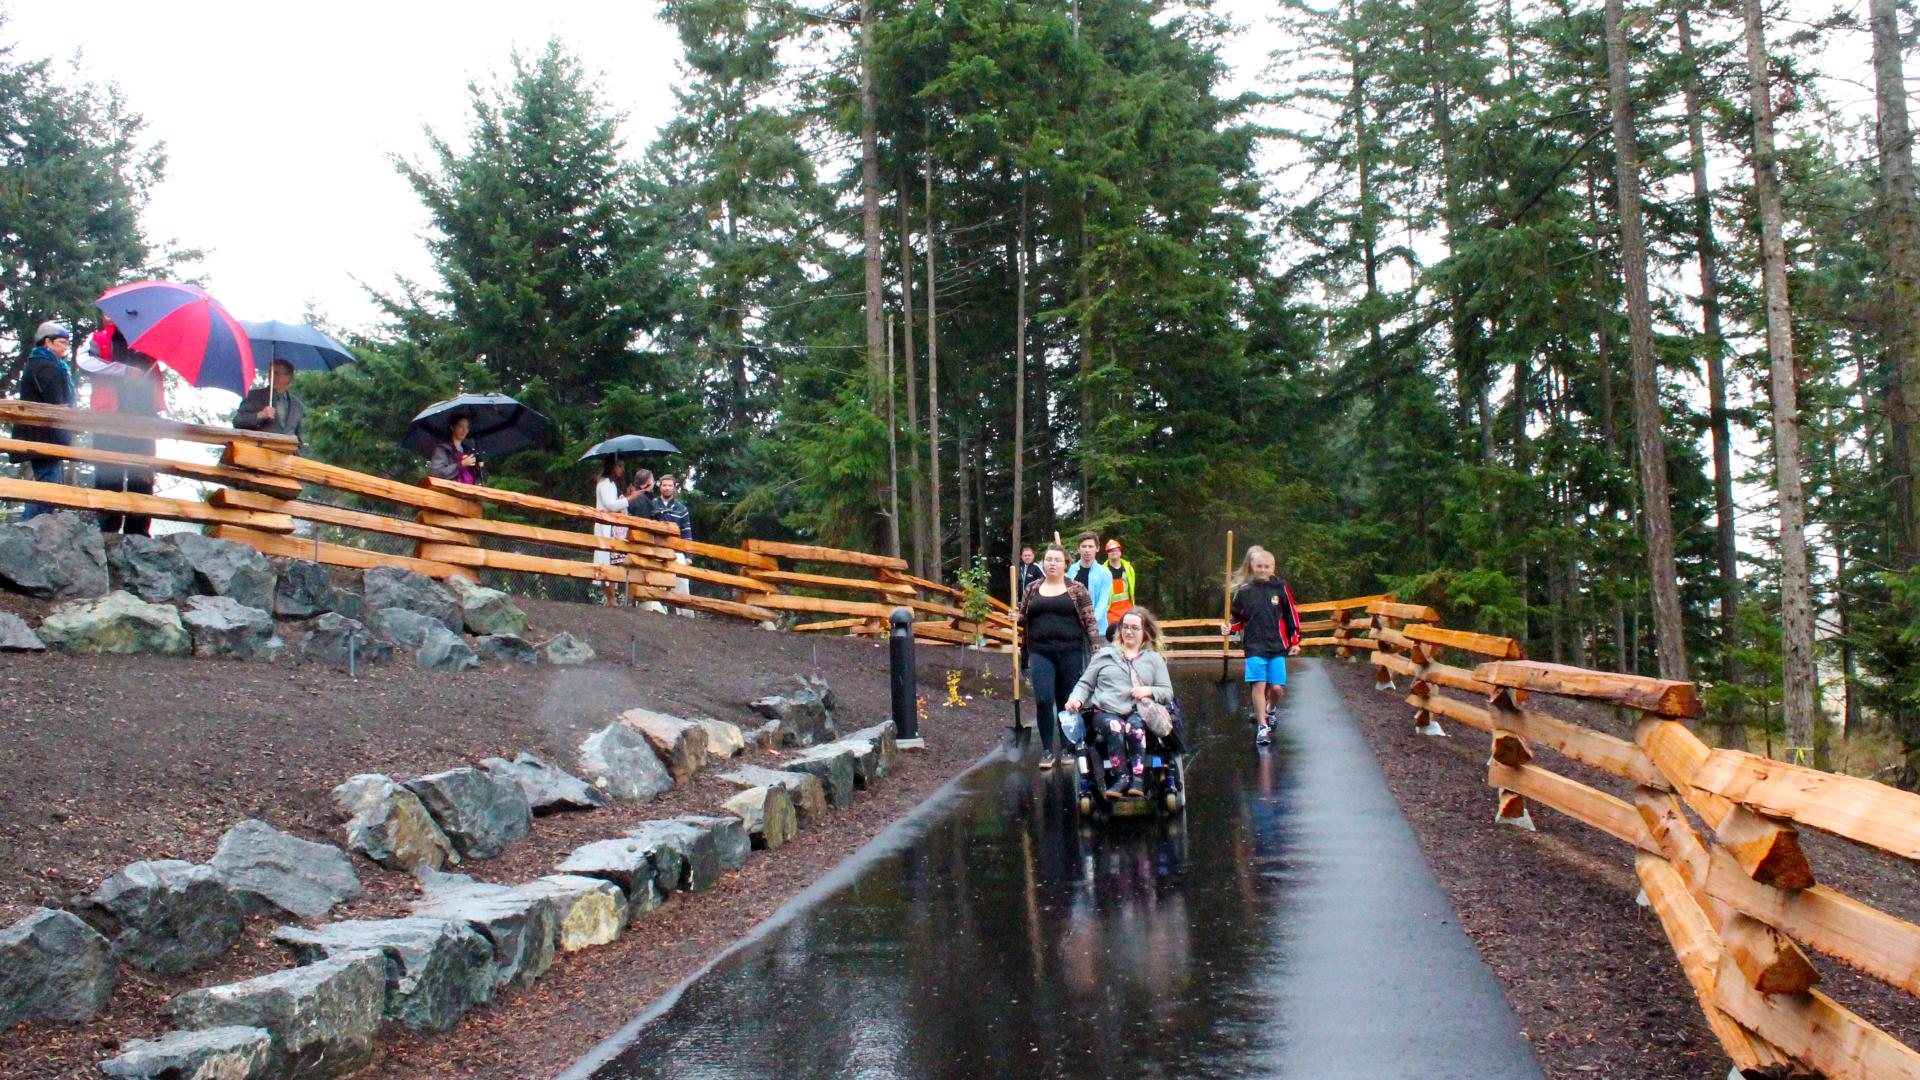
[33,320,71,343]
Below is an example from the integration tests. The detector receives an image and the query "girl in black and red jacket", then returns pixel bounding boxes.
[1225,545,1301,746]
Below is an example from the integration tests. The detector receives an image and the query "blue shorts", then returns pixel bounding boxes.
[1245,654,1287,685]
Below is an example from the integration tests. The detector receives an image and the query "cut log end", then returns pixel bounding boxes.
[1495,790,1536,831]
[1490,731,1533,768]
[1716,808,1816,891]
[1722,914,1822,996]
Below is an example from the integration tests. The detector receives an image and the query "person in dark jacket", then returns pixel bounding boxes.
[655,474,695,610]
[1225,545,1302,746]
[233,358,304,447]
[79,324,164,536]
[14,320,76,519]
[1016,545,1043,597]
[653,474,692,540]
[427,415,484,484]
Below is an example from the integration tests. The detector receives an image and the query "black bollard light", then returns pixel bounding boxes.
[889,606,923,746]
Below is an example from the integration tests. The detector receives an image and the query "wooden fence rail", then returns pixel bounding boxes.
[1262,592,1920,1080]
[0,407,994,642]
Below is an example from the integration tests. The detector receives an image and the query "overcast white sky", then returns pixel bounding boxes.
[3,0,1271,337]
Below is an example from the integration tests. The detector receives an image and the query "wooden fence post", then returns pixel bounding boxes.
[1488,688,1536,830]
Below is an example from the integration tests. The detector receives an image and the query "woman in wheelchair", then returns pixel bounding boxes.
[1065,608,1174,798]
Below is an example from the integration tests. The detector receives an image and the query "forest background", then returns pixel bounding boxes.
[5,0,1920,781]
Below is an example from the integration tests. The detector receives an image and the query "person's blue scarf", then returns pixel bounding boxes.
[29,345,74,403]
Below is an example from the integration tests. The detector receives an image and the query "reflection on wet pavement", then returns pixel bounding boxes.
[583,675,1310,1080]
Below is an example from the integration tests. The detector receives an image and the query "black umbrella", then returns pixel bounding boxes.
[401,394,550,459]
[577,434,681,461]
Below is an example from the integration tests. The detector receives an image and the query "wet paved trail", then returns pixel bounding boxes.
[566,659,1542,1080]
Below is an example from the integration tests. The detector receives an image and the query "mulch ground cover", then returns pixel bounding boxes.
[0,593,1012,1079]
[1317,655,1920,1080]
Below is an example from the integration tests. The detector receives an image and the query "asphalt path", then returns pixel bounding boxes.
[566,659,1543,1080]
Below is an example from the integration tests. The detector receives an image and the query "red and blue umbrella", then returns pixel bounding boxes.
[93,280,255,395]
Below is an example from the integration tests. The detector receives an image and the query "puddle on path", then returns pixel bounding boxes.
[585,676,1307,1079]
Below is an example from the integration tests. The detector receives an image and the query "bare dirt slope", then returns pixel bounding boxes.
[0,593,1013,1078]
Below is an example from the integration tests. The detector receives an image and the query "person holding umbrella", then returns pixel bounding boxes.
[404,394,548,483]
[591,456,649,605]
[78,322,166,536]
[232,358,304,445]
[427,415,485,484]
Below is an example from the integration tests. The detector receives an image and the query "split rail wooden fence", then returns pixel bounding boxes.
[0,403,1001,644]
[1291,591,1920,1080]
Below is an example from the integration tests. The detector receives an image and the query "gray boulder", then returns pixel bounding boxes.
[38,590,190,655]
[412,875,561,991]
[273,560,357,620]
[541,631,595,666]
[0,908,115,1026]
[474,634,538,664]
[724,785,796,850]
[619,707,711,785]
[0,511,108,599]
[370,606,439,649]
[329,774,457,872]
[847,720,900,780]
[404,768,532,860]
[748,720,783,752]
[364,566,459,634]
[299,613,389,667]
[835,737,881,790]
[105,533,196,603]
[99,1025,272,1080]
[272,917,493,1033]
[210,820,363,919]
[182,595,280,661]
[515,875,628,951]
[749,675,836,746]
[170,950,384,1079]
[481,753,606,814]
[0,610,44,651]
[83,860,243,974]
[623,818,744,894]
[690,716,747,758]
[554,837,679,910]
[783,744,857,809]
[165,532,275,611]
[677,815,750,873]
[416,623,479,673]
[720,764,829,825]
[578,722,674,803]
[447,576,527,637]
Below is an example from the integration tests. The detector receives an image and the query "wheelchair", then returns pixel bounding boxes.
[1071,700,1187,819]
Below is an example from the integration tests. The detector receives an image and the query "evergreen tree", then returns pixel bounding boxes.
[0,23,170,376]
[312,41,683,511]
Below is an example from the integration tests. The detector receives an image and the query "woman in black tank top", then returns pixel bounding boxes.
[1018,546,1101,768]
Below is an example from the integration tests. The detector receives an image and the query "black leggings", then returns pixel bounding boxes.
[1028,647,1087,753]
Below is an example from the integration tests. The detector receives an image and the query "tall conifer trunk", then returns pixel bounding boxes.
[1871,0,1920,562]
[1604,0,1689,680]
[1677,8,1741,678]
[886,317,900,558]
[1743,0,1820,749]
[858,0,884,396]
[896,168,928,577]
[924,136,944,577]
